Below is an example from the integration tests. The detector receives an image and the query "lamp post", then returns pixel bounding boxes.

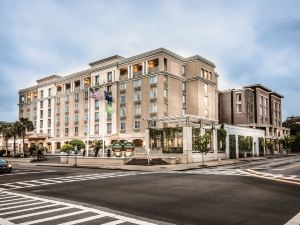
[74,145,78,167]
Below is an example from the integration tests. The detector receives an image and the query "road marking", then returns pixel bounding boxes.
[0,170,56,177]
[285,211,300,225]
[57,214,106,225]
[0,171,152,190]
[0,190,157,225]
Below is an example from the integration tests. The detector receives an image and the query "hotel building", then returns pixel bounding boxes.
[18,48,219,153]
[218,84,289,139]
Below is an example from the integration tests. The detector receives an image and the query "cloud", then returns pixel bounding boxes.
[0,0,300,121]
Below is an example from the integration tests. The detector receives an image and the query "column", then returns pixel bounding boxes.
[212,128,218,160]
[183,126,193,163]
[235,134,239,158]
[225,133,230,159]
[145,128,150,150]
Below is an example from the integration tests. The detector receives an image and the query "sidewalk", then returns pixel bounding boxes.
[10,157,268,172]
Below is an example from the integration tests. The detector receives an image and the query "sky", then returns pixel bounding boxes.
[0,0,300,121]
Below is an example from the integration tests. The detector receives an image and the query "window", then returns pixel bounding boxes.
[260,96,263,105]
[209,72,212,80]
[120,122,126,130]
[56,97,60,104]
[264,97,267,107]
[183,95,186,104]
[95,75,99,85]
[134,92,141,102]
[65,105,69,113]
[74,114,79,122]
[95,112,99,121]
[133,79,141,87]
[65,128,69,134]
[65,115,69,123]
[204,109,209,118]
[107,72,113,82]
[204,84,208,93]
[120,82,126,91]
[40,90,44,98]
[95,100,99,108]
[75,127,79,134]
[84,90,89,99]
[40,101,43,109]
[260,106,263,116]
[182,65,186,75]
[48,109,51,117]
[135,105,141,115]
[84,101,88,109]
[236,93,242,102]
[150,75,157,84]
[164,89,168,98]
[40,120,43,128]
[48,99,51,107]
[48,129,51,135]
[120,108,126,117]
[48,88,52,96]
[236,104,242,113]
[201,69,204,77]
[74,103,79,111]
[182,108,186,115]
[56,117,60,123]
[84,114,88,122]
[56,107,60,113]
[107,123,112,133]
[95,124,99,134]
[204,70,208,79]
[150,89,157,99]
[40,110,43,118]
[164,103,168,113]
[182,82,186,91]
[56,128,60,135]
[150,103,157,113]
[120,95,126,104]
[134,121,141,129]
[74,93,79,100]
[48,119,51,127]
[236,93,242,113]
[204,96,208,107]
[149,120,156,128]
[65,95,69,102]
[84,125,88,133]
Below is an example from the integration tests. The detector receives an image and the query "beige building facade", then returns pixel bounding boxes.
[18,48,219,153]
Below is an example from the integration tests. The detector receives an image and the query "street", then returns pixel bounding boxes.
[0,156,300,225]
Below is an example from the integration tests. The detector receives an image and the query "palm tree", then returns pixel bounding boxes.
[10,122,21,156]
[0,124,13,156]
[18,118,34,157]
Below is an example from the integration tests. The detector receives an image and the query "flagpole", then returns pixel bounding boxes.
[86,87,90,157]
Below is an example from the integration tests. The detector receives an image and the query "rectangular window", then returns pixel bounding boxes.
[260,96,263,105]
[135,105,141,115]
[95,124,99,134]
[65,105,69,113]
[183,95,186,104]
[48,109,51,117]
[120,95,126,104]
[120,108,126,117]
[65,115,69,123]
[201,68,204,77]
[95,112,99,121]
[84,90,89,99]
[120,82,126,90]
[133,79,141,87]
[40,101,43,109]
[48,99,51,107]
[150,75,157,84]
[260,106,263,116]
[65,128,69,134]
[75,127,78,134]
[134,92,141,101]
[164,103,168,113]
[74,114,79,122]
[182,82,186,91]
[182,65,186,75]
[134,121,141,129]
[95,75,99,85]
[120,122,126,130]
[150,103,157,113]
[48,88,52,96]
[40,120,43,128]
[150,89,157,99]
[204,84,208,93]
[84,101,88,109]
[48,119,51,127]
[236,93,242,102]
[107,123,112,133]
[236,104,242,113]
[204,96,208,107]
[74,93,79,100]
[40,90,44,98]
[56,107,60,113]
[56,128,60,135]
[40,110,43,118]
[107,72,113,82]
[204,109,209,118]
[74,103,79,110]
[56,97,60,104]
[95,100,100,108]
[48,129,51,135]
[164,89,168,98]
[65,95,69,102]
[204,70,208,79]
[84,125,88,133]
[84,114,88,122]
[56,117,60,123]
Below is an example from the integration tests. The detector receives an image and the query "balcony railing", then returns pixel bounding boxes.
[148,66,159,73]
[120,116,126,120]
[133,71,143,77]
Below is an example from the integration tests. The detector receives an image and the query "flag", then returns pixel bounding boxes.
[105,103,115,113]
[90,88,99,99]
[104,91,113,102]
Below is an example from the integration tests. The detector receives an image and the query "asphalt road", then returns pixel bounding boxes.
[0,156,299,225]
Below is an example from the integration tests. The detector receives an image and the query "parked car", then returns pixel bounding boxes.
[0,158,12,173]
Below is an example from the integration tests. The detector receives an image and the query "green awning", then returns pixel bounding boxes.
[112,141,123,149]
[123,142,135,149]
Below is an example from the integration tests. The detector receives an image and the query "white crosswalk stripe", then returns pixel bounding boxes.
[0,171,152,190]
[0,170,56,177]
[0,190,157,225]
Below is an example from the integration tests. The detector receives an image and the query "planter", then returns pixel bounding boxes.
[125,150,133,157]
[114,150,122,157]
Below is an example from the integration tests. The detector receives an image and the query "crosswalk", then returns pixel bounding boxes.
[0,190,157,225]
[0,171,151,190]
[0,169,57,177]
[179,168,300,185]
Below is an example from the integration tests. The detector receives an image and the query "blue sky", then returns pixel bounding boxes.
[0,0,300,121]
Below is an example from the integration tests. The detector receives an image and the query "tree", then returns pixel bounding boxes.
[10,123,21,156]
[217,124,227,152]
[280,135,295,155]
[239,136,251,160]
[194,133,211,166]
[0,124,13,156]
[69,139,85,153]
[92,140,103,157]
[60,144,74,155]
[292,132,300,152]
[17,118,34,157]
[265,139,274,155]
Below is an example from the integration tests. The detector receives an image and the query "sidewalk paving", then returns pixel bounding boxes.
[9,156,269,172]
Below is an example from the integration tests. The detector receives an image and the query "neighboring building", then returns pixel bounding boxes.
[18,48,219,153]
[219,84,289,139]
[286,116,300,124]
